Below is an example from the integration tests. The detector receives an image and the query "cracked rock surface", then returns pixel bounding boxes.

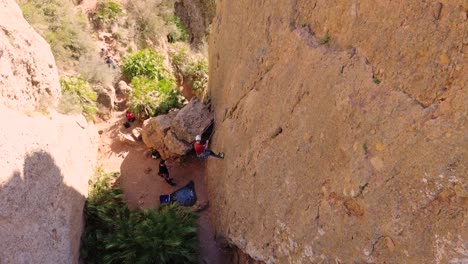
[206,1,467,263]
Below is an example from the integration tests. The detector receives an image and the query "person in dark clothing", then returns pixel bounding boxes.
[158,160,176,186]
[151,149,161,160]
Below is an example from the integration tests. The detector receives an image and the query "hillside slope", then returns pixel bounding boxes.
[207,1,467,263]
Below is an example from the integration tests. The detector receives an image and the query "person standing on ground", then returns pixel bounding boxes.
[194,135,224,159]
[158,159,177,186]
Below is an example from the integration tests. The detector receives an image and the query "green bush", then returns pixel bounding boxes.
[126,0,176,47]
[58,76,97,121]
[81,169,198,264]
[19,0,95,70]
[129,76,185,118]
[170,46,209,94]
[167,15,189,43]
[186,59,208,92]
[94,1,123,28]
[121,49,170,81]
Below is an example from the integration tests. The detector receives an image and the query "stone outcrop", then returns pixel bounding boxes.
[0,106,98,264]
[171,97,214,143]
[207,1,467,263]
[0,0,98,262]
[0,0,60,112]
[142,97,213,159]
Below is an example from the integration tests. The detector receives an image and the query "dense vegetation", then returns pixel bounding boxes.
[81,169,199,264]
[126,0,189,48]
[170,46,209,94]
[19,0,94,70]
[94,0,123,28]
[122,49,185,118]
[58,76,98,121]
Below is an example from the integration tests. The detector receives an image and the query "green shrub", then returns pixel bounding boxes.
[167,15,189,43]
[186,59,208,92]
[129,76,185,118]
[94,1,123,28]
[19,0,95,70]
[121,49,170,81]
[126,0,175,47]
[170,46,209,94]
[58,76,97,121]
[81,169,198,264]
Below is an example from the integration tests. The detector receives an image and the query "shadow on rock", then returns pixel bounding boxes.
[0,150,85,264]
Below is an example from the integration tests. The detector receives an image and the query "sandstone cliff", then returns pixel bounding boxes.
[0,0,60,112]
[0,0,97,262]
[207,1,467,263]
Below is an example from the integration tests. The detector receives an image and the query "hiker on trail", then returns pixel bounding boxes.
[99,48,107,58]
[194,135,224,159]
[158,159,177,186]
[124,111,136,128]
[105,55,116,69]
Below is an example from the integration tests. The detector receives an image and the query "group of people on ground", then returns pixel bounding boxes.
[123,111,224,187]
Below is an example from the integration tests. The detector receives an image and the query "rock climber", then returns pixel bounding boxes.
[158,159,176,186]
[194,135,224,159]
[123,111,136,128]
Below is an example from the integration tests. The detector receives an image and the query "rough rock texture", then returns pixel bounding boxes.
[175,0,216,47]
[142,98,214,159]
[117,80,132,96]
[171,97,214,143]
[0,0,98,262]
[142,110,184,158]
[0,0,60,112]
[0,107,98,264]
[207,1,467,263]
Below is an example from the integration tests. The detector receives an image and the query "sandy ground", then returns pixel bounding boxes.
[95,109,229,263]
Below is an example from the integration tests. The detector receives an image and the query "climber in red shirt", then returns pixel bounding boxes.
[194,135,224,159]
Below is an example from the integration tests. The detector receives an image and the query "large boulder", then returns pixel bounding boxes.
[164,131,191,157]
[142,114,174,151]
[171,97,213,143]
[141,110,189,159]
[117,80,132,96]
[142,98,213,159]
[96,85,115,110]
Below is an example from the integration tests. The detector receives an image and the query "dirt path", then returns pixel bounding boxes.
[95,109,229,263]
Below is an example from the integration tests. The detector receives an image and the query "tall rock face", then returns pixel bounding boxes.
[0,0,97,263]
[207,1,467,263]
[0,0,60,112]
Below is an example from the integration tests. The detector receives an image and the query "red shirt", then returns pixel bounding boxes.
[194,142,206,155]
[126,112,135,121]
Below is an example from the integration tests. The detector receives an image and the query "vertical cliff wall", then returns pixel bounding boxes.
[0,0,97,262]
[207,1,467,263]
